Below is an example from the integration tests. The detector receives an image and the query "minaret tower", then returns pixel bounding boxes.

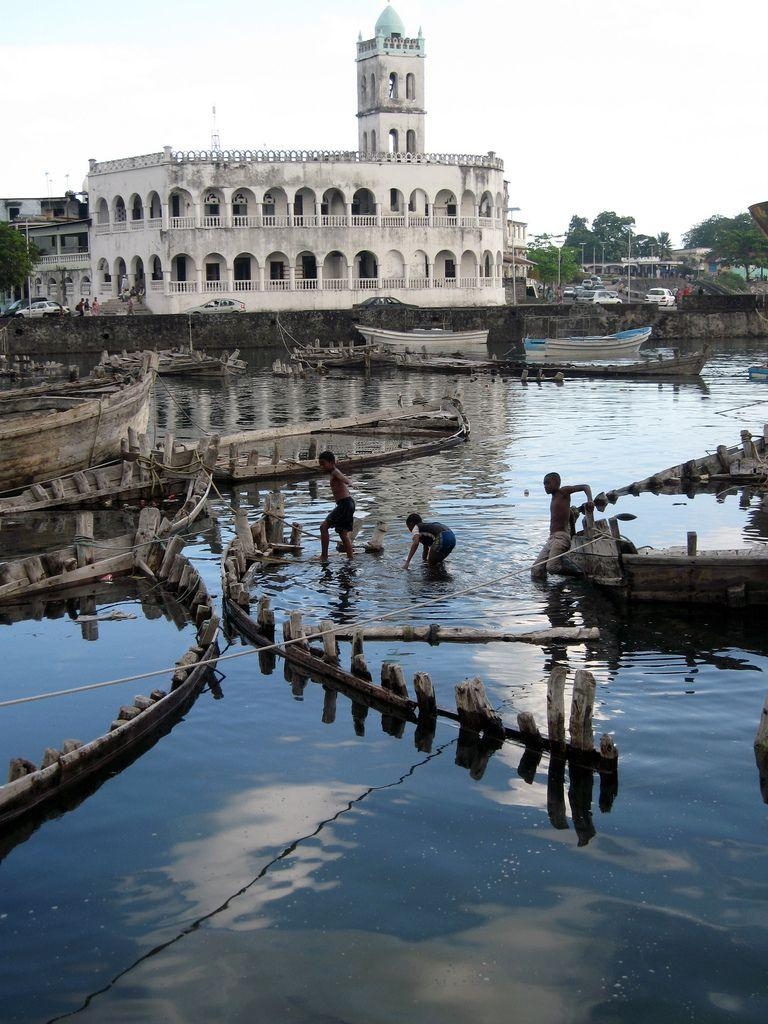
[356,4,426,155]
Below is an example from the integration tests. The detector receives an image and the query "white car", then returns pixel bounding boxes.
[579,289,622,305]
[645,287,676,307]
[11,299,70,317]
[187,298,246,314]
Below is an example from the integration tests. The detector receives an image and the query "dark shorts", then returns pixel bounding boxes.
[325,496,355,534]
[427,528,456,564]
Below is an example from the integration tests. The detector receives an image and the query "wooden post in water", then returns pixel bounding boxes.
[547,757,569,830]
[75,511,94,568]
[455,678,505,741]
[755,693,768,804]
[318,618,338,662]
[364,521,388,553]
[687,531,697,557]
[547,664,567,750]
[264,492,285,545]
[569,669,596,752]
[235,511,256,559]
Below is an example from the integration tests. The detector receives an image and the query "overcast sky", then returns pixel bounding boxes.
[2,0,765,246]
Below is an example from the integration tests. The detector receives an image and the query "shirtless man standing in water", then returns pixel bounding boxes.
[318,451,355,560]
[531,472,594,579]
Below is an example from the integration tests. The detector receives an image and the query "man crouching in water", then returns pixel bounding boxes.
[531,472,593,579]
[318,451,355,560]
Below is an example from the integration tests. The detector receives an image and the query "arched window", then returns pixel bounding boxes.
[371,130,377,153]
[388,72,398,99]
[406,130,416,153]
[370,73,375,99]
[406,73,415,100]
[361,76,367,103]
[388,129,399,154]
[362,132,368,153]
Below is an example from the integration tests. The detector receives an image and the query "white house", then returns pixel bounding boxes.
[86,4,507,313]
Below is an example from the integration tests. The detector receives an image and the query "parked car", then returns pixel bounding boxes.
[353,296,419,309]
[645,287,676,307]
[562,286,576,300]
[574,287,597,303]
[7,299,70,317]
[578,289,622,305]
[187,298,246,314]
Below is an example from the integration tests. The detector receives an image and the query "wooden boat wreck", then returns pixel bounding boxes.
[215,397,470,484]
[0,353,157,491]
[565,511,768,607]
[595,424,768,507]
[0,432,219,529]
[354,323,489,351]
[99,347,246,377]
[0,523,220,831]
[220,509,619,783]
[524,326,653,361]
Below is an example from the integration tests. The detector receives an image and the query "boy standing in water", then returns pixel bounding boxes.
[531,472,593,579]
[403,513,456,569]
[318,451,355,559]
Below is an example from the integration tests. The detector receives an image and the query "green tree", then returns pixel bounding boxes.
[655,232,673,259]
[563,214,597,259]
[591,211,635,261]
[528,239,580,284]
[0,223,39,293]
[682,215,730,249]
[714,213,768,280]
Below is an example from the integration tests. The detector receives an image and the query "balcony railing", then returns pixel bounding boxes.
[321,214,347,227]
[353,277,378,290]
[323,278,346,290]
[169,281,197,293]
[202,215,221,228]
[169,216,196,229]
[433,216,458,228]
[295,278,318,290]
[113,220,127,233]
[266,279,290,291]
[351,215,376,226]
[130,219,144,230]
[148,217,162,228]
[37,252,90,266]
[150,280,164,291]
[233,279,258,290]
[293,215,319,227]
[381,215,406,227]
[203,280,226,292]
[262,215,290,227]
[408,215,429,227]
[90,215,504,234]
[232,215,259,228]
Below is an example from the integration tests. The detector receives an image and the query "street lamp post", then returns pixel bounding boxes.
[601,242,605,273]
[580,241,586,271]
[627,228,632,301]
[508,205,521,305]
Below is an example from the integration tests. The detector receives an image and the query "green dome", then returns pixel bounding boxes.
[375,3,405,37]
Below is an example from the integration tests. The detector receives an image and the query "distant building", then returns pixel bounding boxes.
[85,3,507,313]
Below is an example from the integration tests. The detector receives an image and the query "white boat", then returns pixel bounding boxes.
[524,326,653,361]
[354,323,489,351]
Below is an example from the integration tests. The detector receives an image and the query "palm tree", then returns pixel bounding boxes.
[656,232,673,259]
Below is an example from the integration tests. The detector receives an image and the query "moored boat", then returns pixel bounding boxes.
[99,348,246,377]
[524,326,653,361]
[0,354,158,491]
[748,365,768,382]
[565,514,768,607]
[354,323,489,350]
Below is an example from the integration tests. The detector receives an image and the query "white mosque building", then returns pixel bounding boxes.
[86,4,507,313]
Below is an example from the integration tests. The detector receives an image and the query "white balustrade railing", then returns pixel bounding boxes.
[323,278,346,290]
[148,217,162,229]
[232,215,259,228]
[233,279,259,291]
[202,215,221,228]
[381,276,406,289]
[480,276,494,287]
[461,217,477,228]
[293,215,319,227]
[94,223,110,234]
[203,280,227,292]
[381,215,406,227]
[113,221,127,233]
[129,219,144,230]
[321,214,348,227]
[295,278,318,290]
[37,252,90,265]
[409,277,429,289]
[432,277,458,288]
[351,215,377,226]
[169,281,197,293]
[266,279,290,290]
[150,280,164,291]
[432,216,458,228]
[478,216,494,228]
[262,215,290,227]
[458,276,477,288]
[353,277,379,290]
[408,215,429,227]
[169,216,196,229]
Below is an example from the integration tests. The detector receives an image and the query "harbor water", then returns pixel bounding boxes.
[1,341,767,1022]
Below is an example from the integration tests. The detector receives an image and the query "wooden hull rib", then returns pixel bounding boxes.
[0,357,157,490]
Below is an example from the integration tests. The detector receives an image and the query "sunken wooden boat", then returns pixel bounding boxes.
[0,353,158,491]
[215,397,470,484]
[221,509,617,771]
[0,528,220,830]
[565,512,768,607]
[0,431,219,533]
[100,347,246,377]
[595,424,768,507]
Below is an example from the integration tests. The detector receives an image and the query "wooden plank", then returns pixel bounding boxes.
[75,511,94,568]
[569,669,596,752]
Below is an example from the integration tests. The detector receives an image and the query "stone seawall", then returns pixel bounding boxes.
[3,297,765,356]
